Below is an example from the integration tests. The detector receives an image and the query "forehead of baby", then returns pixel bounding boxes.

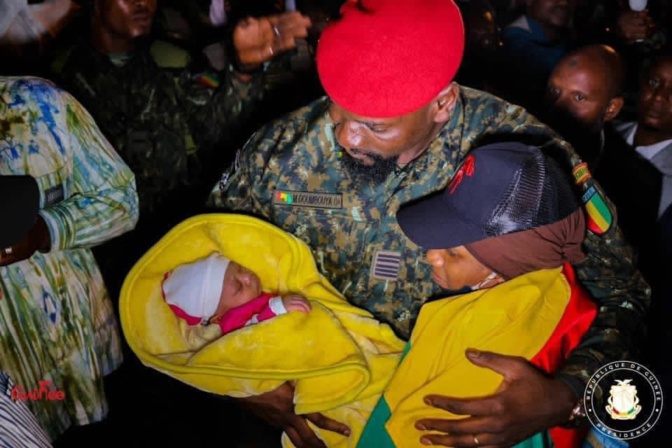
[219,260,263,302]
[223,261,257,281]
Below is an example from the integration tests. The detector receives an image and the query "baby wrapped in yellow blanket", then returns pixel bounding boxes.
[119,213,405,447]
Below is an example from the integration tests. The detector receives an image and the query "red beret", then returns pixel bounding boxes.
[316,0,465,118]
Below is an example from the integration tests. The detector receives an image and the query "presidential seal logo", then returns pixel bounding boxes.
[607,379,641,420]
[585,361,663,440]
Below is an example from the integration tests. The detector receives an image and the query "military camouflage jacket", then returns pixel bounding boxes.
[51,40,264,215]
[209,86,650,398]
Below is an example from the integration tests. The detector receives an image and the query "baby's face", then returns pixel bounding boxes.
[215,261,263,315]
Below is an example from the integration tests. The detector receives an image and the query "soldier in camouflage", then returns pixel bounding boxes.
[48,0,312,296]
[209,1,649,448]
[50,0,312,217]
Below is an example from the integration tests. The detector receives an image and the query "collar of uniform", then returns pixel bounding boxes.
[87,41,147,69]
[108,52,134,67]
[321,98,339,155]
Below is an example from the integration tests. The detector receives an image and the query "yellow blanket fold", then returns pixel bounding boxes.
[119,214,405,446]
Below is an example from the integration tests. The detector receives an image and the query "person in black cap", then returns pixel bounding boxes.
[393,142,597,447]
[397,142,586,292]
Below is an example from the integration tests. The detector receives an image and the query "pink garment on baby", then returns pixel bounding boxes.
[218,292,285,335]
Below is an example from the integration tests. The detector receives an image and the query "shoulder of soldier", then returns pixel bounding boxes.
[462,85,528,114]
[456,85,583,171]
[458,85,530,130]
[252,97,331,146]
[458,85,511,114]
[149,39,192,69]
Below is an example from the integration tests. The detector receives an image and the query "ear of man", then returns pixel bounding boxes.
[433,83,460,123]
[604,97,625,122]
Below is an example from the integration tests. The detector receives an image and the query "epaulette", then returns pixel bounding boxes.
[150,40,191,69]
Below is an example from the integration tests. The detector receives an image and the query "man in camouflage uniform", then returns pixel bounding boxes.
[49,0,312,294]
[209,1,650,448]
[50,0,311,218]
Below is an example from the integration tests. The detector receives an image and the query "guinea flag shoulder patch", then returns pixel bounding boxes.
[582,185,613,235]
[572,162,613,236]
[192,72,221,89]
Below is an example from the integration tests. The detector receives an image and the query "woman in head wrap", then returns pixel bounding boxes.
[359,142,596,448]
[398,141,587,294]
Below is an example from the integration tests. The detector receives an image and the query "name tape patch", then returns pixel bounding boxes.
[273,191,343,209]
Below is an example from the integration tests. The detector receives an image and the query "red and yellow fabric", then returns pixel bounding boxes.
[358,264,596,448]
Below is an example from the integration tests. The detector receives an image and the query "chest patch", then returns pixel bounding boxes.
[273,191,343,209]
[371,250,402,281]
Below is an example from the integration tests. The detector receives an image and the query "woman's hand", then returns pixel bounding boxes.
[415,350,576,447]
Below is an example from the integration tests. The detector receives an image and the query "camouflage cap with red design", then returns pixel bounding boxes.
[316,0,465,118]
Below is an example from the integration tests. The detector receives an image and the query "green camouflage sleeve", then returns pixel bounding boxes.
[206,119,279,215]
[490,101,651,400]
[181,63,265,150]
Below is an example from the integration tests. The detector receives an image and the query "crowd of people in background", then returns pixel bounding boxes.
[1,0,671,447]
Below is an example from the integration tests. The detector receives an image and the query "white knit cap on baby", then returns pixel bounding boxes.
[162,252,230,325]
